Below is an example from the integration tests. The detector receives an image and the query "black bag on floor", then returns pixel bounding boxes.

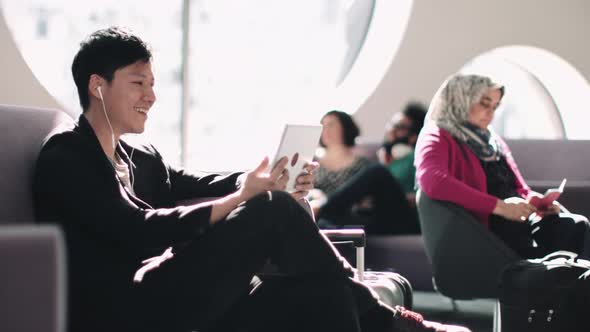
[499,251,590,332]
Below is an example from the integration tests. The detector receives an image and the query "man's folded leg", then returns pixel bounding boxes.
[133,191,357,331]
[133,191,470,332]
[220,276,362,332]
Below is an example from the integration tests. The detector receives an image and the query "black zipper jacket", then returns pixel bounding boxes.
[33,114,242,330]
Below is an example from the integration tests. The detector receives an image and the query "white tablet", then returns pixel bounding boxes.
[270,124,323,192]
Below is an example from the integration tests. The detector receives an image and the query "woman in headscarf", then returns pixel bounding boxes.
[415,73,590,259]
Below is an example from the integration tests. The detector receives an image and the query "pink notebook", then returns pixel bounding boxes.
[529,178,566,210]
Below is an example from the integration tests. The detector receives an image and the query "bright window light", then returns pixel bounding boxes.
[1,0,183,163]
[1,0,401,171]
[186,0,374,171]
[460,46,590,140]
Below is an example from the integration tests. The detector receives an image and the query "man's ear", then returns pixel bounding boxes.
[88,74,104,100]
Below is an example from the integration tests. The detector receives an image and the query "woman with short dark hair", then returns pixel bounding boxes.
[311,110,418,235]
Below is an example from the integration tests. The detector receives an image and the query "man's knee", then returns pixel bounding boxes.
[572,214,590,235]
[246,190,296,208]
[559,213,590,231]
[573,213,590,225]
[244,191,306,225]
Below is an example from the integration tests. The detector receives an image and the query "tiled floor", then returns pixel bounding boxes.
[412,291,495,332]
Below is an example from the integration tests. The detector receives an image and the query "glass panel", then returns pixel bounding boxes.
[187,0,374,171]
[491,46,590,140]
[1,0,183,164]
[461,52,564,139]
[461,46,590,140]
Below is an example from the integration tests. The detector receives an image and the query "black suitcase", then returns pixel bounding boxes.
[499,251,590,332]
[323,229,413,309]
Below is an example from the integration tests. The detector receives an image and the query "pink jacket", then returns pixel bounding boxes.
[415,125,532,226]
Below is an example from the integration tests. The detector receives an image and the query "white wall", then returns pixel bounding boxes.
[0,8,60,109]
[355,0,590,139]
[1,1,589,138]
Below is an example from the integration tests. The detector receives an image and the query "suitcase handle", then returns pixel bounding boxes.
[322,229,366,281]
[321,229,366,248]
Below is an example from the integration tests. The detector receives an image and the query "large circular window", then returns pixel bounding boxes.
[460,46,590,140]
[185,0,376,171]
[2,0,412,171]
[1,0,183,163]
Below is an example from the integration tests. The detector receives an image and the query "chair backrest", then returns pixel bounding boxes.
[0,225,66,332]
[505,139,590,182]
[352,139,380,162]
[506,139,590,218]
[0,104,73,223]
[416,190,519,300]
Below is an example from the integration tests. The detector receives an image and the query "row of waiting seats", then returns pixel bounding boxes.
[3,103,590,331]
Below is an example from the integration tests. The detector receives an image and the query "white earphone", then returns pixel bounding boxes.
[97,85,116,150]
[97,85,104,101]
[96,84,136,189]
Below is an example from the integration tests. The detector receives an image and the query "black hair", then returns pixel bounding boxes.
[71,26,152,112]
[402,102,427,135]
[320,110,360,147]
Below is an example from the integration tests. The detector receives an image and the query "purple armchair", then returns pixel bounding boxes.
[0,104,72,332]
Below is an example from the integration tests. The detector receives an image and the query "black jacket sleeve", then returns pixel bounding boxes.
[124,142,243,205]
[167,166,243,202]
[34,140,217,254]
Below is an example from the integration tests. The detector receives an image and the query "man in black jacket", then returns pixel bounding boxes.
[33,26,468,332]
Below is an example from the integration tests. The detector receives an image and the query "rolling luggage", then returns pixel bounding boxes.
[363,270,413,309]
[323,229,413,309]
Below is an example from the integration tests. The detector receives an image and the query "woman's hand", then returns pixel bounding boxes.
[238,156,289,201]
[209,157,288,225]
[541,201,561,215]
[493,197,537,222]
[526,192,561,216]
[290,161,320,201]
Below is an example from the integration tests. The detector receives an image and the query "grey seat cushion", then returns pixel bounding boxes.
[0,225,66,332]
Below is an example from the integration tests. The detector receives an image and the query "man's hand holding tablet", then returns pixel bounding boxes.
[237,125,322,203]
[269,124,323,197]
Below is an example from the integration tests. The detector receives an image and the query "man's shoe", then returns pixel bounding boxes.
[391,306,471,332]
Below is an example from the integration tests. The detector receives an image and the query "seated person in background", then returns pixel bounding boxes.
[33,27,468,332]
[377,102,427,207]
[311,110,419,235]
[313,110,372,196]
[415,73,590,259]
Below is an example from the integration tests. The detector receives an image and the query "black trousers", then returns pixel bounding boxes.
[317,164,419,235]
[134,191,389,332]
[490,212,590,259]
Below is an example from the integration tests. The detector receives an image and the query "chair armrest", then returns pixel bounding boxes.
[0,224,66,332]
